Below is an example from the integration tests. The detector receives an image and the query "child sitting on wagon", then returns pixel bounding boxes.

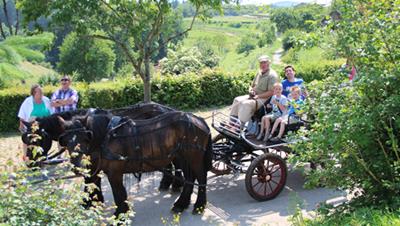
[256,83,288,141]
[269,86,305,142]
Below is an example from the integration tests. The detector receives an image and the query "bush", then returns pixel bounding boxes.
[160,47,219,75]
[236,35,257,55]
[0,69,252,132]
[38,73,60,86]
[282,29,305,51]
[288,60,344,82]
[256,21,276,48]
[291,0,400,210]
[0,161,131,224]
[58,32,116,82]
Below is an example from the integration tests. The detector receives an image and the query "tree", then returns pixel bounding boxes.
[293,0,400,209]
[0,0,21,39]
[20,0,237,102]
[58,32,116,82]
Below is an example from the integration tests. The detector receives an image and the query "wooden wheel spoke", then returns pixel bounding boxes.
[269,166,282,175]
[268,181,274,194]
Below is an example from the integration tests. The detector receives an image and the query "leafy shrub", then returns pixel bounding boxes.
[228,22,242,28]
[291,0,400,210]
[256,21,277,48]
[298,207,400,226]
[58,32,116,82]
[236,35,257,55]
[160,47,219,75]
[0,160,131,225]
[0,69,252,132]
[282,29,305,51]
[285,60,344,82]
[38,73,60,86]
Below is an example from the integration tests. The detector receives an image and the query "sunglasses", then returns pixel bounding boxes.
[60,79,70,82]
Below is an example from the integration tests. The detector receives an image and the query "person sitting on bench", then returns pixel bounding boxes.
[269,86,305,142]
[257,83,288,141]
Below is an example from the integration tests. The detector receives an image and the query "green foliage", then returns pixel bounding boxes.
[0,69,252,132]
[236,35,257,55]
[291,0,400,211]
[58,32,116,82]
[19,0,237,102]
[160,46,219,75]
[0,162,132,225]
[281,46,345,81]
[38,73,60,86]
[256,21,276,48]
[298,207,400,226]
[282,29,305,51]
[270,4,327,33]
[0,33,55,87]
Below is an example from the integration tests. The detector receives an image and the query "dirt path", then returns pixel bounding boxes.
[273,48,284,65]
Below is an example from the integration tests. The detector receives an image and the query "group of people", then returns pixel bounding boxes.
[230,55,307,142]
[18,75,78,160]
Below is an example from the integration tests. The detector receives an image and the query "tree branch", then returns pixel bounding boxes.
[99,0,125,21]
[81,33,143,79]
[150,5,200,56]
[2,0,13,35]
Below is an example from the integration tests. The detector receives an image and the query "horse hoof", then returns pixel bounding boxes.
[192,206,205,215]
[171,205,185,213]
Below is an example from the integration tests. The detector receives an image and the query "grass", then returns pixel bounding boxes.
[183,16,282,73]
[299,208,400,226]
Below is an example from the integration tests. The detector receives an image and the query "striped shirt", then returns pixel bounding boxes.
[51,88,79,113]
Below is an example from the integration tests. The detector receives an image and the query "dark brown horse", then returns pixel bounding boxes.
[59,111,212,216]
[21,102,183,196]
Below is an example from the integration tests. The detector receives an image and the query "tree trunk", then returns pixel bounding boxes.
[2,0,13,35]
[143,58,151,103]
[0,21,6,39]
[14,9,19,35]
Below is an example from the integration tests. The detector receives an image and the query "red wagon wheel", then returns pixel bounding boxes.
[245,153,287,201]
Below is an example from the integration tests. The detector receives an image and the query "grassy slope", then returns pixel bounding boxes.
[183,16,282,73]
[0,62,56,87]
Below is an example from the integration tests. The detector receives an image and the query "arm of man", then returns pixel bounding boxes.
[50,91,63,107]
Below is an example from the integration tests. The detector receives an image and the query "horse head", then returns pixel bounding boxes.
[58,118,93,169]
[21,119,53,162]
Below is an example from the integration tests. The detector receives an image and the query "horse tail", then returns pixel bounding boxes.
[204,134,213,171]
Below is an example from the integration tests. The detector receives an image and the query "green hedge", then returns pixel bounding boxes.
[0,69,253,132]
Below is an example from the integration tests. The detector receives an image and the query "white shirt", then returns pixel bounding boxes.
[18,96,53,122]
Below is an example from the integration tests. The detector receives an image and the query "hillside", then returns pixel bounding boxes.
[183,16,282,73]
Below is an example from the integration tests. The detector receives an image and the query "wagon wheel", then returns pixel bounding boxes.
[245,153,287,201]
[211,134,232,175]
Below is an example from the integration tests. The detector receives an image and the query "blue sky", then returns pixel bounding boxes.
[240,0,332,5]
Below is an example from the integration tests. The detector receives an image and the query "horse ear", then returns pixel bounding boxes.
[57,116,66,126]
[85,130,93,141]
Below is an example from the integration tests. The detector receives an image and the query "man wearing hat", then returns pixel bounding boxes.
[51,75,79,113]
[230,55,279,125]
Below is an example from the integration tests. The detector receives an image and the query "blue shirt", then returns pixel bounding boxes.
[282,78,305,97]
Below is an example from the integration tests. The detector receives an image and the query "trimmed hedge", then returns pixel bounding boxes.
[0,69,253,132]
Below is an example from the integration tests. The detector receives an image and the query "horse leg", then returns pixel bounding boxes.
[159,163,173,191]
[171,168,194,213]
[108,173,129,216]
[192,164,207,214]
[171,160,184,192]
[82,172,104,209]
